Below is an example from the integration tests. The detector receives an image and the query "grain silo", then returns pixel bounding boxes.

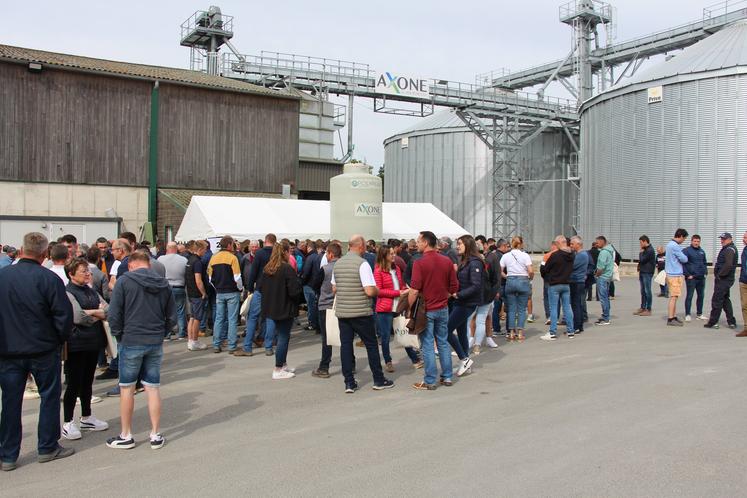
[580,20,747,260]
[383,110,574,251]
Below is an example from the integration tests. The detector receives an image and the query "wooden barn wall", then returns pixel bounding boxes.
[0,62,150,186]
[157,84,300,193]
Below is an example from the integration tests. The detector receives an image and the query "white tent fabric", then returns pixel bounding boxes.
[175,196,469,242]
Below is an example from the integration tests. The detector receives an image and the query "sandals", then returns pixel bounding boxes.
[517,329,525,342]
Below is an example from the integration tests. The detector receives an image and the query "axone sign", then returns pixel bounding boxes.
[375,72,430,99]
[354,203,381,217]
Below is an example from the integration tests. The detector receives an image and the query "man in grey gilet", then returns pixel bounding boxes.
[332,235,394,394]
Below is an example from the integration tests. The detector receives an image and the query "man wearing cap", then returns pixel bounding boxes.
[736,232,747,337]
[704,232,738,329]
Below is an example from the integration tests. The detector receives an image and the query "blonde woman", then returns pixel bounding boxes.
[499,236,534,341]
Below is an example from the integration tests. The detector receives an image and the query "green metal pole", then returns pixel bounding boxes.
[148,81,159,227]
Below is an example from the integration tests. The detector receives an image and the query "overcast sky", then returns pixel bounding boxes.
[3,0,725,170]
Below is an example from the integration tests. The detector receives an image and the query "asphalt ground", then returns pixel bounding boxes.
[3,277,747,497]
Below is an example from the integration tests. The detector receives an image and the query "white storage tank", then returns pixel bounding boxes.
[330,162,383,242]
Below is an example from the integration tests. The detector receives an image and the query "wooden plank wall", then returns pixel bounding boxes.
[157,84,300,193]
[0,62,150,186]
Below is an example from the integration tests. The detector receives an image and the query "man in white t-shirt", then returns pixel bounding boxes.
[49,244,70,285]
[331,235,393,394]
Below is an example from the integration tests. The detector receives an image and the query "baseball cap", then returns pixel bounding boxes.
[719,232,733,239]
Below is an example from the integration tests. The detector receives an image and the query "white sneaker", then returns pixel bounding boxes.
[697,315,708,321]
[685,315,692,322]
[80,415,109,432]
[90,395,103,404]
[526,314,536,323]
[544,319,551,325]
[282,365,296,373]
[188,341,208,351]
[272,369,295,380]
[486,337,499,348]
[62,421,82,440]
[456,357,474,377]
[540,333,557,341]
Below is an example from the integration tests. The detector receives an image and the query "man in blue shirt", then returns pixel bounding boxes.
[569,236,590,333]
[665,228,689,326]
[682,234,708,321]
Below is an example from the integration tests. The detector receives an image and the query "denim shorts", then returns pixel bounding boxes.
[189,297,205,322]
[119,344,164,388]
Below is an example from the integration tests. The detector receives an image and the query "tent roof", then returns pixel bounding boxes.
[175,196,469,242]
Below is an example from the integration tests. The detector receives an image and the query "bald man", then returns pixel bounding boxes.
[331,235,393,393]
[158,242,188,340]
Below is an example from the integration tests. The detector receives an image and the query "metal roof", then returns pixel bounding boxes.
[584,19,747,108]
[0,44,298,100]
[384,111,467,144]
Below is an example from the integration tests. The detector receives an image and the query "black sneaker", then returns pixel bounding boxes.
[150,433,165,450]
[372,379,395,390]
[265,349,274,356]
[38,446,75,463]
[106,435,135,450]
[594,319,611,326]
[344,382,359,394]
[704,322,720,329]
[728,323,738,330]
[213,346,222,354]
[95,369,118,380]
[667,318,683,327]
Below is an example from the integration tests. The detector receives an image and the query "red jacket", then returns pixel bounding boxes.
[374,265,405,313]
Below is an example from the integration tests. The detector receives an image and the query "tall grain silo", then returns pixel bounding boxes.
[383,110,574,251]
[580,20,747,260]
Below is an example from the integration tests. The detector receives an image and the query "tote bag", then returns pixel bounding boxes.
[654,270,667,287]
[326,298,341,347]
[393,314,420,349]
[240,293,252,318]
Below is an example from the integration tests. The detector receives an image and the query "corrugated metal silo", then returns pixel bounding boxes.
[383,110,574,251]
[580,20,747,260]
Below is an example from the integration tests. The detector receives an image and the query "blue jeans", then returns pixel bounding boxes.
[473,302,493,346]
[243,290,264,352]
[199,289,216,331]
[548,284,574,335]
[570,282,586,332]
[420,307,452,385]
[447,303,477,360]
[214,292,241,350]
[597,278,611,321]
[685,277,705,316]
[0,350,62,463]
[268,318,293,368]
[171,287,187,338]
[375,312,420,364]
[639,273,653,310]
[505,276,531,330]
[118,344,163,387]
[303,286,319,330]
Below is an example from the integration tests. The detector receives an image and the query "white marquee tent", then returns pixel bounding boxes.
[175,196,470,242]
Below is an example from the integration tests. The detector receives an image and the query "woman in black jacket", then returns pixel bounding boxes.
[62,258,109,440]
[446,235,484,379]
[259,242,302,380]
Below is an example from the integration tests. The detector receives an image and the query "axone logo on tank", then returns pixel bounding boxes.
[354,203,381,217]
[350,179,378,189]
[375,72,430,99]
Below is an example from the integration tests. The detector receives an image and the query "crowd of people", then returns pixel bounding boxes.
[1,227,746,470]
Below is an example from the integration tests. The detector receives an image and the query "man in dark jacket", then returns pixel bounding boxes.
[683,234,708,321]
[736,232,747,337]
[540,235,576,340]
[487,239,508,338]
[0,232,75,469]
[106,250,176,450]
[241,233,276,354]
[705,233,739,329]
[635,235,656,316]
